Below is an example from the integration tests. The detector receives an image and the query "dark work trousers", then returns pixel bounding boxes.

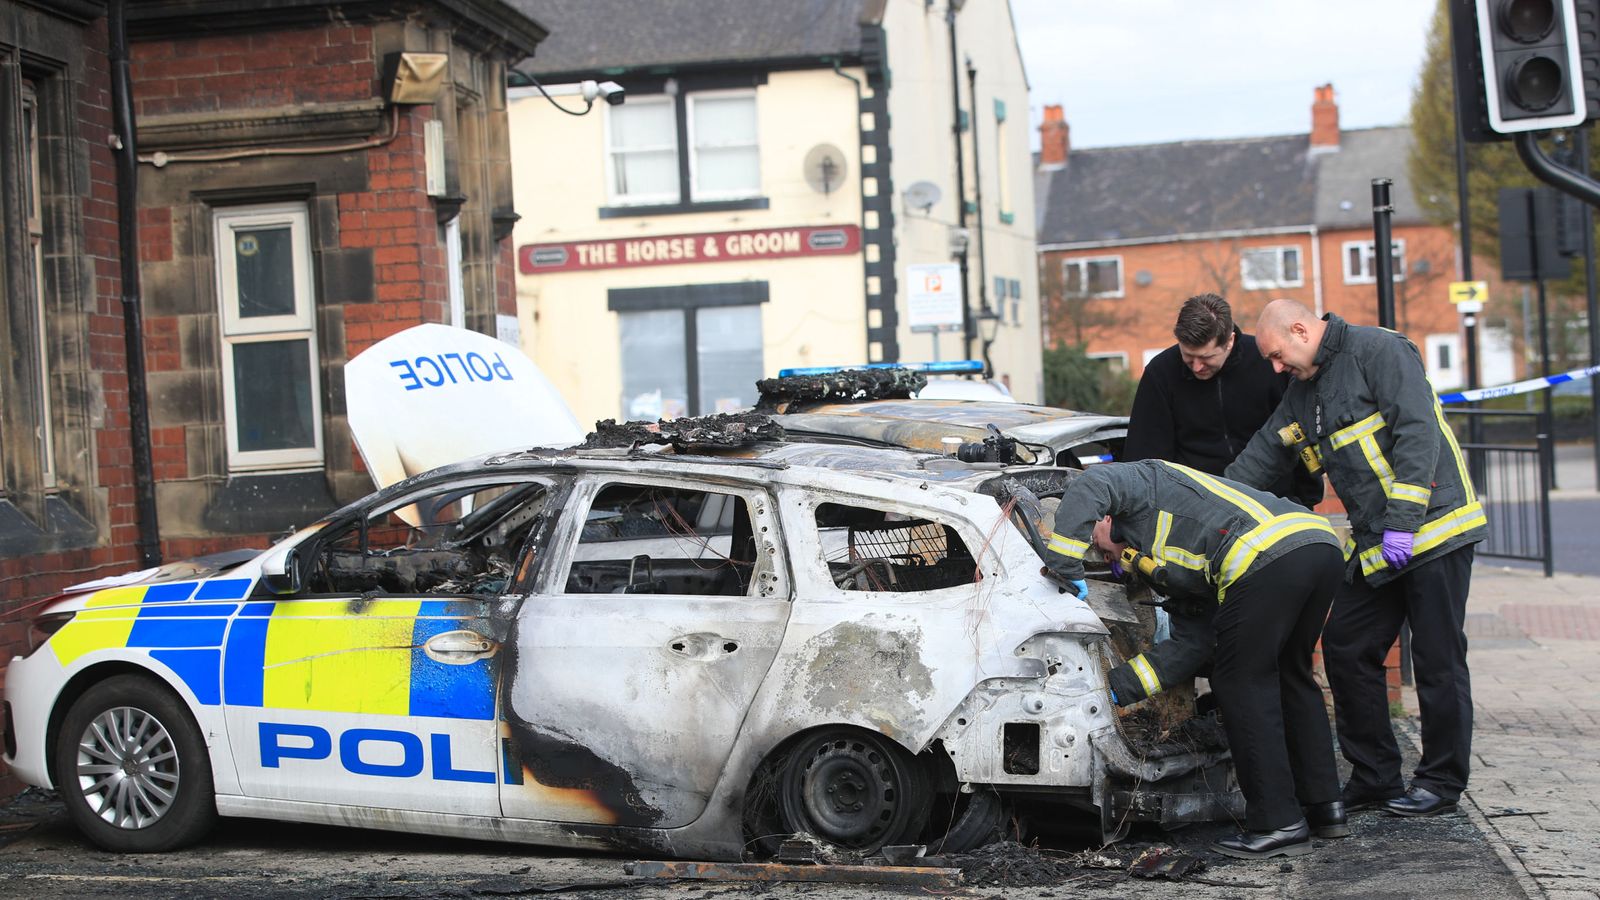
[1212,542,1344,831]
[1322,544,1476,802]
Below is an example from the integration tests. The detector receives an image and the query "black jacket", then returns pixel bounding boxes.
[1125,329,1322,509]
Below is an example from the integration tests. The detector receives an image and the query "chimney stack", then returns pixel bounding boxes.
[1039,104,1069,170]
[1310,83,1340,153]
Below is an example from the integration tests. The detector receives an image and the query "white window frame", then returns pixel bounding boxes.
[1087,351,1129,371]
[1342,239,1407,284]
[686,88,760,202]
[603,94,680,207]
[1063,255,1124,299]
[1239,245,1304,290]
[1424,333,1464,390]
[214,203,324,471]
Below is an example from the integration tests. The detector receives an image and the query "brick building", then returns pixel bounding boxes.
[0,0,546,793]
[1035,85,1516,392]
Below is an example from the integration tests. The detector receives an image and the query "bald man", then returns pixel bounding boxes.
[1225,300,1486,819]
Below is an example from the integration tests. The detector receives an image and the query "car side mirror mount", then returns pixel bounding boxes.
[260,546,303,595]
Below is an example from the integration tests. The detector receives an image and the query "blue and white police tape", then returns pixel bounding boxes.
[1437,363,1600,405]
[777,360,985,377]
[1079,453,1114,464]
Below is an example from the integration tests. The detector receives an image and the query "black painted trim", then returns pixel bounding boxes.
[598,197,770,219]
[860,24,898,363]
[607,281,770,312]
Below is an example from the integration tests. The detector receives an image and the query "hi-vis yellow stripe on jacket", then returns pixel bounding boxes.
[1226,314,1486,587]
[1045,460,1340,603]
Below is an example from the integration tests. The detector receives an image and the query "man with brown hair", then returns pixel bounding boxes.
[1126,293,1322,508]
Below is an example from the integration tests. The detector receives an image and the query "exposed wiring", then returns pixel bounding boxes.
[519,71,598,117]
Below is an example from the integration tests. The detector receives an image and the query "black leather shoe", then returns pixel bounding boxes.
[1304,800,1351,838]
[1341,783,1404,812]
[1210,819,1314,860]
[1384,785,1459,817]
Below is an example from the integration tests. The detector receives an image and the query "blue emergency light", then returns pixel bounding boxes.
[776,360,985,377]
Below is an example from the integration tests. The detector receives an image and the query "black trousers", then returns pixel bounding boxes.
[1212,542,1344,831]
[1322,544,1475,802]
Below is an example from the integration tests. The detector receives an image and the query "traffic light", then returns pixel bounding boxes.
[1480,0,1585,133]
[1451,0,1600,141]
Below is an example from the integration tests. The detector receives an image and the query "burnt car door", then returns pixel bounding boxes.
[224,475,556,817]
[499,474,791,828]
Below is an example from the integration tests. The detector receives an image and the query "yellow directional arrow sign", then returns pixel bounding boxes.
[1449,281,1488,304]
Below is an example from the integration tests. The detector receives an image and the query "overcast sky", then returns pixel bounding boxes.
[1012,0,1439,150]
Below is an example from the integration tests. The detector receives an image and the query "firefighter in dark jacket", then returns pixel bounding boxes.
[1046,459,1346,859]
[1112,295,1321,710]
[1126,293,1324,509]
[1226,299,1487,819]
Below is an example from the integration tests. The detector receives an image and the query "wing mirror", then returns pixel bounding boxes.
[259,546,303,595]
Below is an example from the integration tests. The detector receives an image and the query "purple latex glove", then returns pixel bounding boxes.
[1110,556,1125,579]
[1381,529,1414,569]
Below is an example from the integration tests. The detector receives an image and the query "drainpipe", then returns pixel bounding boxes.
[830,60,866,239]
[947,3,972,359]
[966,58,990,371]
[1309,225,1323,317]
[109,0,162,567]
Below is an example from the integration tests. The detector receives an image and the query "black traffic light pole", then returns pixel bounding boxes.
[1581,129,1600,491]
[1516,132,1600,480]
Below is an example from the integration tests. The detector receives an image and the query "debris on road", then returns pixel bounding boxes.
[1128,844,1206,879]
[624,859,962,887]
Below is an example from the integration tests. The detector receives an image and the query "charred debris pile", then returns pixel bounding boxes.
[755,367,926,409]
[582,412,786,450]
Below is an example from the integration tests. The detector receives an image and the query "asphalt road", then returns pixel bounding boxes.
[0,740,1526,900]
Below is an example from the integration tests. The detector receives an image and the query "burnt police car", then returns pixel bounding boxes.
[6,436,1235,858]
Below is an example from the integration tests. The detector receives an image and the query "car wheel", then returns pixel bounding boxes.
[776,729,929,852]
[52,674,217,852]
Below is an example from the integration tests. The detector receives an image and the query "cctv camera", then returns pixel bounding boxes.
[581,80,625,106]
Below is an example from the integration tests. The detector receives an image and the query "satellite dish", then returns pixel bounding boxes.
[803,144,849,194]
[903,180,942,215]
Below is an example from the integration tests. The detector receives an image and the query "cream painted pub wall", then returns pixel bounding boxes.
[881,0,1042,401]
[509,68,866,425]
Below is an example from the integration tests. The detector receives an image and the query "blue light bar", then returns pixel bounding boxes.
[777,360,986,377]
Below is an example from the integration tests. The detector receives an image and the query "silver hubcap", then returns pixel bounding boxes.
[74,706,180,829]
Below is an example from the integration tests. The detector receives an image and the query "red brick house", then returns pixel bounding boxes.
[0,0,546,794]
[1035,85,1516,393]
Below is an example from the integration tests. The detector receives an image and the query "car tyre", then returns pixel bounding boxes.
[52,674,216,852]
[925,788,1011,853]
[776,729,930,853]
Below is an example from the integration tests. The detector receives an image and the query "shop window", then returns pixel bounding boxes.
[610,282,767,419]
[214,204,323,471]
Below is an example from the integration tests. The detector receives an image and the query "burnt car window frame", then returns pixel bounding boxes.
[545,473,790,602]
[285,472,564,599]
[797,491,1000,600]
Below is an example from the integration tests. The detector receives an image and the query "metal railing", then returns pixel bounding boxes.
[1446,408,1553,577]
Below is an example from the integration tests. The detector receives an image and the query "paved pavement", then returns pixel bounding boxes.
[1452,562,1600,900]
